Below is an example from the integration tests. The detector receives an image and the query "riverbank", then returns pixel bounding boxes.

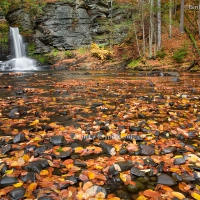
[51,50,199,72]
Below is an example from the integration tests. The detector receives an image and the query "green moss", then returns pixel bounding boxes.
[65,50,73,58]
[27,42,49,64]
[156,48,167,59]
[172,47,187,63]
[77,46,89,55]
[128,59,141,68]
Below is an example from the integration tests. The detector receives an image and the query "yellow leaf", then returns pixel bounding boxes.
[174,155,183,159]
[120,131,127,138]
[22,154,30,162]
[191,192,200,200]
[108,198,121,200]
[13,182,23,187]
[33,136,41,141]
[30,119,39,126]
[88,171,96,180]
[58,178,65,182]
[6,169,13,174]
[114,144,120,152]
[196,184,200,190]
[171,192,185,200]
[74,147,83,153]
[10,161,19,167]
[25,182,37,197]
[120,173,126,182]
[40,170,49,176]
[59,127,65,131]
[95,165,103,170]
[66,163,74,169]
[76,191,84,200]
[136,195,147,200]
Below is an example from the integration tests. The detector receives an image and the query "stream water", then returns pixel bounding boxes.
[0,70,200,199]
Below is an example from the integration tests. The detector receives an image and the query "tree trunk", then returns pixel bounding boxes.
[133,18,141,57]
[149,0,154,57]
[157,0,161,50]
[198,0,200,37]
[141,0,146,56]
[180,0,184,33]
[169,0,172,38]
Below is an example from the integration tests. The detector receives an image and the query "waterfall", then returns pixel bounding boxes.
[10,27,26,58]
[1,27,37,71]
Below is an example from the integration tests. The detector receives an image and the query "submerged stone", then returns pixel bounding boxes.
[8,187,26,199]
[115,190,131,200]
[157,173,177,186]
[38,197,53,200]
[127,181,145,193]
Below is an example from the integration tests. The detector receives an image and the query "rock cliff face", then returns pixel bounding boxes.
[6,0,129,53]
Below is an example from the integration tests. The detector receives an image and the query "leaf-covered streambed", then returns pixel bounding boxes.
[0,71,200,200]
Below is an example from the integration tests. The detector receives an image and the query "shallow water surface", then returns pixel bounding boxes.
[0,70,200,199]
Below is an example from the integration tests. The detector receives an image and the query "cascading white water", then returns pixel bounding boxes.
[1,27,37,71]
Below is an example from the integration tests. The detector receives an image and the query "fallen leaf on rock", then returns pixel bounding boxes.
[13,182,23,187]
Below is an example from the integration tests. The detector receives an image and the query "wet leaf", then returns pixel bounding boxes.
[88,171,96,180]
[143,190,160,197]
[136,195,147,200]
[6,169,14,174]
[171,192,185,200]
[191,192,200,200]
[13,182,23,187]
[40,170,49,176]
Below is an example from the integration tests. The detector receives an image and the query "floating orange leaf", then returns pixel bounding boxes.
[88,171,96,180]
[40,170,49,176]
[143,190,160,197]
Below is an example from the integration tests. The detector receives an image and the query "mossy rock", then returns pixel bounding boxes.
[126,181,145,193]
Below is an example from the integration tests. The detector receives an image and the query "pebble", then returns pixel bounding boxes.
[49,135,66,146]
[139,144,155,155]
[0,176,18,188]
[130,167,145,177]
[157,173,177,186]
[8,187,26,199]
[13,133,26,143]
[1,144,12,154]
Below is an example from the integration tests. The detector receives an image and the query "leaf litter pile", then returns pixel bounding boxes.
[0,71,200,200]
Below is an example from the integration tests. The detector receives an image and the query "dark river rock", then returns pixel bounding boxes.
[157,174,177,186]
